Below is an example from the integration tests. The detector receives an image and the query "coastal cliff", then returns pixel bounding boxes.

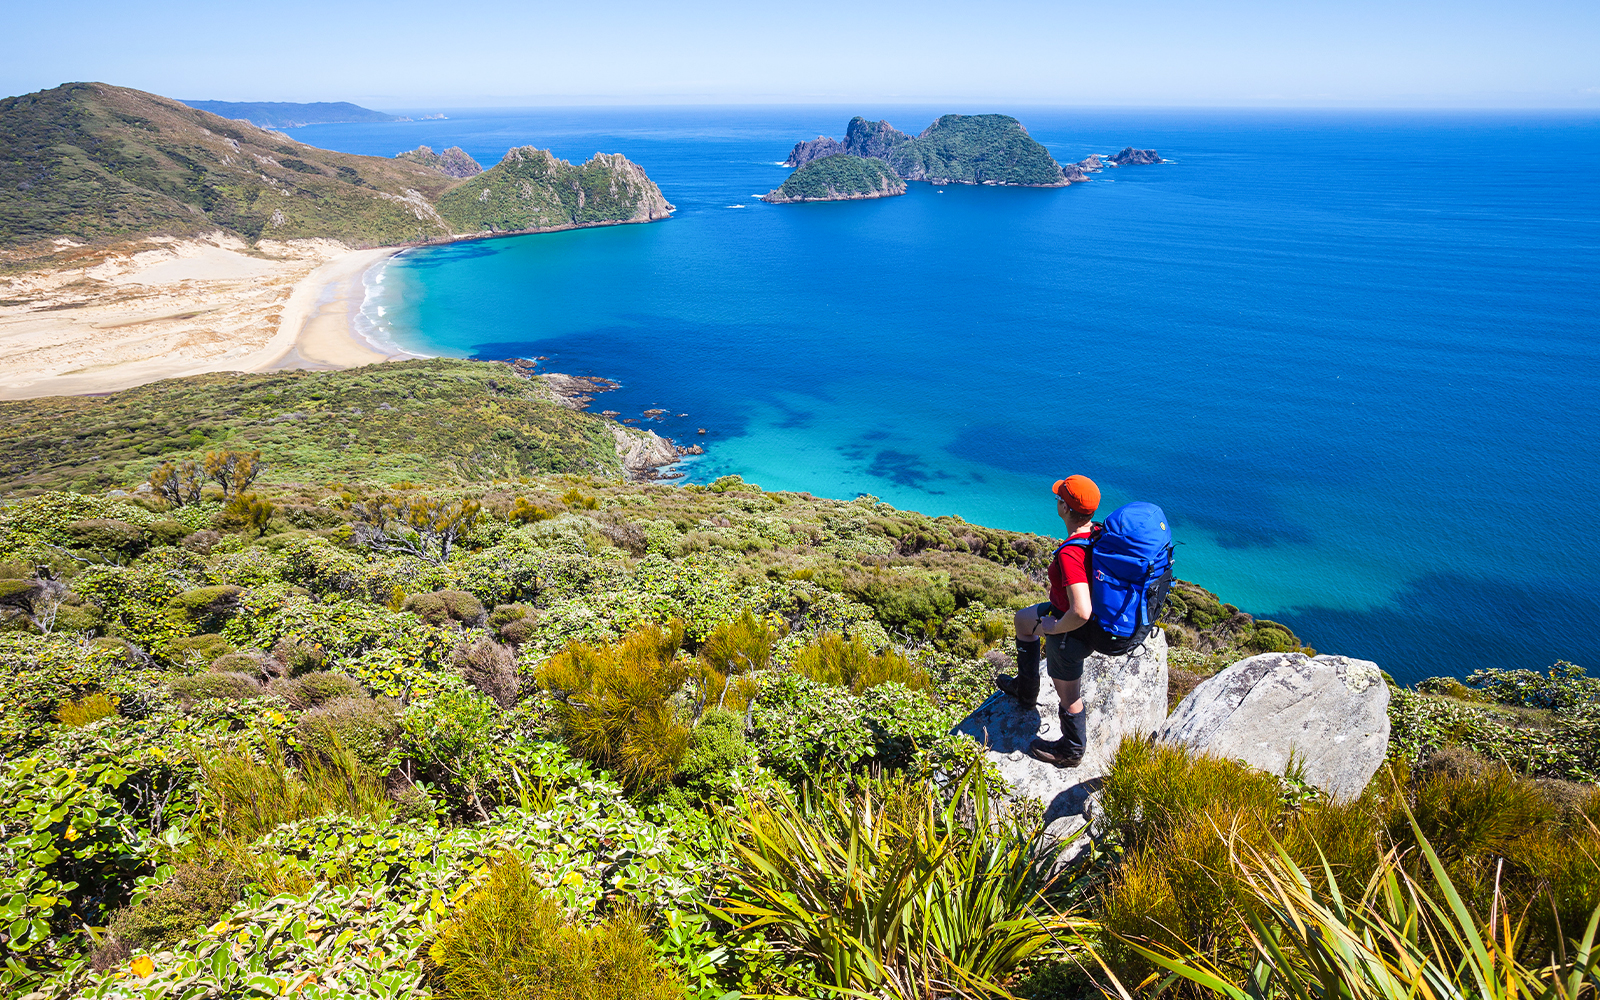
[761,154,906,203]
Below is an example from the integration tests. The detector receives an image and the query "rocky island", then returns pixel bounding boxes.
[761,154,906,203]
[771,113,1164,202]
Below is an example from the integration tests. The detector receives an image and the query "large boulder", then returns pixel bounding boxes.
[954,628,1168,837]
[1157,652,1390,802]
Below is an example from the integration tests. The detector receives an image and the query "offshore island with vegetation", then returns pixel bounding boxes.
[0,82,1598,1000]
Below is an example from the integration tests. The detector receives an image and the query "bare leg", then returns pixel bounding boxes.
[1053,676,1083,715]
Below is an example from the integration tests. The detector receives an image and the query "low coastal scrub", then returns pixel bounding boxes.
[0,368,1596,999]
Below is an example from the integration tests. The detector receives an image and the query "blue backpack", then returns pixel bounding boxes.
[1064,501,1175,646]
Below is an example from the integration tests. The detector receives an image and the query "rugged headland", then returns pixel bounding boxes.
[768,113,1164,202]
[0,82,672,266]
[178,100,405,129]
[760,154,906,203]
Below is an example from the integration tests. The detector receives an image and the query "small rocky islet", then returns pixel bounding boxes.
[763,112,1165,203]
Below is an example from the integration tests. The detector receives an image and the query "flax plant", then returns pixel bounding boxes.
[711,766,1092,999]
[1106,802,1600,1000]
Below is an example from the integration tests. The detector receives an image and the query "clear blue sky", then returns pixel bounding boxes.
[7,0,1597,108]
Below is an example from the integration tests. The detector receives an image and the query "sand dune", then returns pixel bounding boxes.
[0,234,401,400]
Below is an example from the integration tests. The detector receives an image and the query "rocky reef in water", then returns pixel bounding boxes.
[762,154,906,203]
[1109,147,1164,165]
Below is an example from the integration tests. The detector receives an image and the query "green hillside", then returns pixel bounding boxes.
[0,359,1596,998]
[0,83,672,262]
[763,154,905,203]
[0,359,626,493]
[436,148,673,233]
[889,114,1065,186]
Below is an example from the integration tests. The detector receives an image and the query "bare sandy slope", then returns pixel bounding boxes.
[0,234,401,400]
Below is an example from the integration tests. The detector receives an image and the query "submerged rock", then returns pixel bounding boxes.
[954,628,1168,840]
[1158,651,1390,802]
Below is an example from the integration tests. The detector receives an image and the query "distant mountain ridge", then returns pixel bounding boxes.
[0,83,672,260]
[180,100,401,129]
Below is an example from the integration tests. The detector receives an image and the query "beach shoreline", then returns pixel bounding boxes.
[0,236,408,401]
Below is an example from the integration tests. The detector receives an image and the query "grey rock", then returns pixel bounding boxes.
[1157,652,1390,802]
[1109,147,1163,166]
[954,628,1168,840]
[1076,154,1106,172]
[784,136,846,168]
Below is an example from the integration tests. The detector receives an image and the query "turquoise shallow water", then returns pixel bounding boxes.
[296,107,1600,684]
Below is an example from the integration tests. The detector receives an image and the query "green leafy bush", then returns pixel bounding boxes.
[429,853,685,1000]
[749,674,955,781]
[296,694,401,770]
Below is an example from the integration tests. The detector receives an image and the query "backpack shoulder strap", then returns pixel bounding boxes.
[1059,523,1101,552]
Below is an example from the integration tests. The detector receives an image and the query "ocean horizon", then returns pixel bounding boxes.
[295,106,1600,685]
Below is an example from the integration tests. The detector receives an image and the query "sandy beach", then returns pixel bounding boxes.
[0,234,404,400]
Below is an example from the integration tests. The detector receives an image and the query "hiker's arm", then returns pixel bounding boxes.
[1039,582,1092,634]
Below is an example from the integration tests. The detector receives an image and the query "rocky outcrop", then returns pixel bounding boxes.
[784,136,846,168]
[612,425,680,478]
[955,629,1168,839]
[1075,154,1106,172]
[845,117,913,160]
[1110,147,1163,166]
[1158,652,1390,802]
[396,145,483,179]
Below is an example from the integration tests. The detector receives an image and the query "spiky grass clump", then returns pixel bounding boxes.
[791,632,929,694]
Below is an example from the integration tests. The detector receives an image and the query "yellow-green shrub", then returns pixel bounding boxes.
[538,623,693,795]
[202,740,390,842]
[56,692,119,727]
[429,854,684,1000]
[791,632,928,694]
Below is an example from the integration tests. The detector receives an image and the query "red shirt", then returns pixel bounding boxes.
[1048,528,1094,612]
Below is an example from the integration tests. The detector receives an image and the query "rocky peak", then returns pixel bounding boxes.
[784,136,845,168]
[1109,147,1163,165]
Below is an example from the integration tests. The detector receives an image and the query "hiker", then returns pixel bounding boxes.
[996,474,1101,768]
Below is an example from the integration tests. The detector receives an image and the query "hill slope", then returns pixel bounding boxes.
[0,83,672,257]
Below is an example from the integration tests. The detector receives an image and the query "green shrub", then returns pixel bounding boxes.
[169,671,262,701]
[1464,661,1600,711]
[102,860,242,955]
[51,602,102,633]
[144,520,189,547]
[65,518,146,557]
[749,674,955,781]
[165,633,236,667]
[675,709,751,800]
[539,623,693,795]
[271,635,327,676]
[429,853,684,1000]
[403,588,487,627]
[791,632,929,693]
[210,651,273,678]
[266,671,363,709]
[165,585,245,632]
[296,694,401,771]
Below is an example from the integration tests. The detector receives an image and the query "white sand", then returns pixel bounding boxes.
[0,234,404,400]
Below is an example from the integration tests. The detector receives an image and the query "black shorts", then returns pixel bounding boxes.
[1032,603,1125,682]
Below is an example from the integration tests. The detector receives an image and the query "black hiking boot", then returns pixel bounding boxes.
[1028,737,1084,769]
[995,639,1041,706]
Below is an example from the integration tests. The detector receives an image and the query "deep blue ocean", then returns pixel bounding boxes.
[294,107,1600,684]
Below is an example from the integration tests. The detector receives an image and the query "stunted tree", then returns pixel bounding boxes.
[204,449,264,498]
[150,460,202,506]
[351,496,481,564]
[224,492,277,537]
